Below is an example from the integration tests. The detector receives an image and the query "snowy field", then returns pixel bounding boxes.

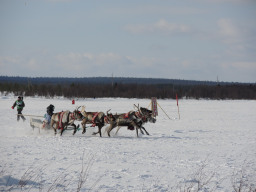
[0,96,255,192]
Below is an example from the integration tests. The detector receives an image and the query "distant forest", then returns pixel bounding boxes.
[0,76,255,99]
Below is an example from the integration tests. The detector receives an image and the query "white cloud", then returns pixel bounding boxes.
[124,19,190,35]
[56,52,124,67]
[222,61,256,70]
[216,18,256,61]
[217,19,240,43]
[107,5,205,16]
[0,56,18,66]
[27,59,38,69]
[217,18,255,45]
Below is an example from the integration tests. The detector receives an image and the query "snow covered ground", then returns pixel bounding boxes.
[0,96,255,191]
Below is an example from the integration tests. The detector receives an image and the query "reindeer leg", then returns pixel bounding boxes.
[98,125,103,137]
[51,122,57,135]
[92,120,103,137]
[131,121,140,137]
[115,126,121,135]
[82,125,86,134]
[92,130,98,135]
[82,119,86,134]
[106,125,111,137]
[72,123,78,135]
[107,125,113,137]
[92,124,99,136]
[142,127,150,135]
[60,127,64,136]
[92,125,103,137]
[136,122,144,134]
[107,123,116,137]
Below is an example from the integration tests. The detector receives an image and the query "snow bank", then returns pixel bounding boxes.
[0,97,255,191]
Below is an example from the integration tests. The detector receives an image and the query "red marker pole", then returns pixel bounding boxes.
[176,93,180,119]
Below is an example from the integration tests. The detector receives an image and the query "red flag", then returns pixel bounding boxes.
[176,94,178,106]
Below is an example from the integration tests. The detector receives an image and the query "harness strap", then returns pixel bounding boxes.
[135,111,147,122]
[135,111,142,118]
[124,112,130,119]
[58,112,65,130]
[104,116,109,124]
[91,112,99,127]
[70,112,75,120]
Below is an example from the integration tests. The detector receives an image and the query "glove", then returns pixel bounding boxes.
[11,106,14,109]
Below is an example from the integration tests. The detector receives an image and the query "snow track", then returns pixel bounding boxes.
[1,97,255,191]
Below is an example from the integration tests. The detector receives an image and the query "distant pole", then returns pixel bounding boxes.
[176,93,180,119]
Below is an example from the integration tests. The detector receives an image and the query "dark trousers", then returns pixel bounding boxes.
[17,109,26,121]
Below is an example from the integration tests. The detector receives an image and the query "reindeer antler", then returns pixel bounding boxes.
[81,106,85,113]
[106,109,111,115]
[134,103,144,115]
[138,104,144,114]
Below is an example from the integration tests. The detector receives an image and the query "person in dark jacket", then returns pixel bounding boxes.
[42,104,55,128]
[12,96,26,121]
[46,104,55,117]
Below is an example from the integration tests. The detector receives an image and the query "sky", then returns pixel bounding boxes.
[0,0,255,83]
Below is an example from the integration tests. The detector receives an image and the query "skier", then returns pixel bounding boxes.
[12,96,26,121]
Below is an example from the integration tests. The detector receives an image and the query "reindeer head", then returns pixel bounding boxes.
[73,109,83,120]
[140,107,153,115]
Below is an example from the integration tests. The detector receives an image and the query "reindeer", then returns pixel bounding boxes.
[106,105,156,137]
[80,106,107,137]
[50,108,83,136]
[130,106,156,135]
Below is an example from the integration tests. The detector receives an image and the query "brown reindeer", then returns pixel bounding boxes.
[106,106,156,137]
[80,106,107,137]
[50,109,83,136]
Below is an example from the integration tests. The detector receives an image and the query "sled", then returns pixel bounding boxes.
[30,118,44,129]
[30,117,50,134]
[30,117,80,134]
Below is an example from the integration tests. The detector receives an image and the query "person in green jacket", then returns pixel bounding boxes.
[12,96,26,121]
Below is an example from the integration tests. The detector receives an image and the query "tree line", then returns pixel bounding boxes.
[0,76,225,86]
[0,82,255,100]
